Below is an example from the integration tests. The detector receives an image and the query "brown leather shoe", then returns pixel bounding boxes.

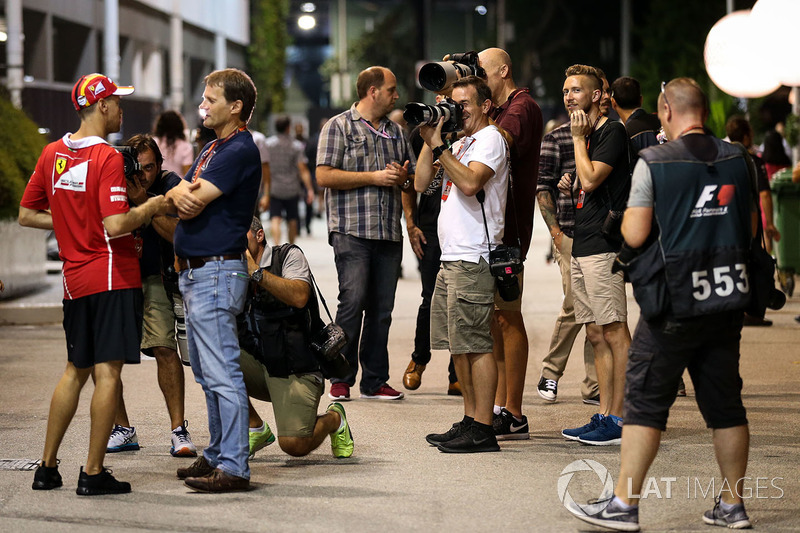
[176,456,214,480]
[447,382,462,396]
[403,360,426,390]
[184,468,249,493]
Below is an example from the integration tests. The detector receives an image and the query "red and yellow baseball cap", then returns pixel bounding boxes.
[71,73,135,111]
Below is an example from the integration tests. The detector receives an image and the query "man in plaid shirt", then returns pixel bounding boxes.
[316,66,416,401]
[535,120,599,405]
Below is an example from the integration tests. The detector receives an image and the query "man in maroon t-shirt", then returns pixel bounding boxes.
[478,48,543,441]
[20,73,167,495]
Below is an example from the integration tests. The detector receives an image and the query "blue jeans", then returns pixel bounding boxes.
[180,259,250,479]
[331,233,401,394]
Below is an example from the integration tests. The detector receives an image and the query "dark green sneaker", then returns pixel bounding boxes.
[327,402,354,458]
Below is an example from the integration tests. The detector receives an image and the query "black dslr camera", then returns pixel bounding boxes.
[403,100,463,133]
[113,146,142,180]
[490,245,523,302]
[310,323,350,379]
[418,51,486,92]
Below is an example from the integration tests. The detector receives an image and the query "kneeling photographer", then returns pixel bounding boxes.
[237,216,353,459]
[415,76,509,454]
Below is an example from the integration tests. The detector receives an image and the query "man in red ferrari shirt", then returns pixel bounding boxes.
[19,73,167,496]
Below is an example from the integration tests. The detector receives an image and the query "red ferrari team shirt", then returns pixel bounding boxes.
[20,134,141,299]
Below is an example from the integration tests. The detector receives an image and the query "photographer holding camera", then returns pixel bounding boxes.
[104,134,197,459]
[416,76,509,454]
[239,217,354,460]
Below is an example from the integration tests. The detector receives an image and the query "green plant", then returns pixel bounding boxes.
[0,96,47,220]
[248,0,290,131]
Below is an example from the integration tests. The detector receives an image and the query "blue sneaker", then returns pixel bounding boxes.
[562,413,604,441]
[579,415,622,446]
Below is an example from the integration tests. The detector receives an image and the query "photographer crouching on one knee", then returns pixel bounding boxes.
[416,75,509,453]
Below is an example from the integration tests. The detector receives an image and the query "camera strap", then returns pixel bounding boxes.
[474,143,522,256]
[309,272,335,323]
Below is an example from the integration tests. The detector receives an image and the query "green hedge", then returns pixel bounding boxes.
[0,95,47,220]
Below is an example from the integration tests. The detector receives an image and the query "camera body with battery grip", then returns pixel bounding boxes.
[490,245,523,302]
[113,146,142,180]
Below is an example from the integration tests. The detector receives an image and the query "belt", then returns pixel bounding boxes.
[175,254,245,272]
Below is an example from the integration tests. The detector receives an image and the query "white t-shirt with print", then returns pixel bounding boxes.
[438,124,509,263]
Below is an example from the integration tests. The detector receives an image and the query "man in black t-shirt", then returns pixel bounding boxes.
[557,65,631,447]
[610,76,661,168]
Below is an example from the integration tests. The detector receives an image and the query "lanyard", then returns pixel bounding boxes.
[585,114,604,152]
[359,118,396,139]
[192,127,245,183]
[442,137,476,202]
[678,125,705,139]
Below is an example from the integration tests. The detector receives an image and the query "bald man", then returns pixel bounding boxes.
[316,66,415,401]
[477,48,543,440]
[568,78,755,531]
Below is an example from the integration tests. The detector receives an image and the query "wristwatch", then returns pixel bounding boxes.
[432,144,447,160]
[250,268,264,284]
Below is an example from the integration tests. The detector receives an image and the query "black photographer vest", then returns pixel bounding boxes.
[238,244,321,378]
[639,136,752,318]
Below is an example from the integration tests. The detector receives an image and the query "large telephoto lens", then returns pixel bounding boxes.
[419,62,463,92]
[404,102,443,126]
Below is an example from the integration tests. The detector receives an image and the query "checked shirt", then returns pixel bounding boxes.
[536,122,577,238]
[316,104,416,242]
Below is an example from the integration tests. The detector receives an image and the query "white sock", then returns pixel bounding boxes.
[493,405,503,415]
[250,422,265,433]
[612,495,637,510]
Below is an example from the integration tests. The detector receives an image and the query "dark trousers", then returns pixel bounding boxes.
[411,231,457,383]
[331,232,402,394]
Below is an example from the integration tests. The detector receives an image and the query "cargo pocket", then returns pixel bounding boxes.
[455,290,494,329]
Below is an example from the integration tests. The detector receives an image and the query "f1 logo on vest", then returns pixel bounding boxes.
[691,184,734,219]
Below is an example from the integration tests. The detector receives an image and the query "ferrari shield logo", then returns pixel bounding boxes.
[55,157,67,175]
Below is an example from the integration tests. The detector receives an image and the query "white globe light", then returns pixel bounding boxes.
[704,10,782,98]
[751,0,800,86]
[298,14,316,31]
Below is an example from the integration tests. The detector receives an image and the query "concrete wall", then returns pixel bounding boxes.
[0,219,47,300]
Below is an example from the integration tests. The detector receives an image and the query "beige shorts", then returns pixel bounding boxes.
[141,274,177,355]
[494,269,524,311]
[239,348,324,438]
[571,253,627,326]
[431,258,495,355]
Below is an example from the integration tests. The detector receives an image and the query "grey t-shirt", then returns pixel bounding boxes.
[627,158,654,208]
[259,245,312,287]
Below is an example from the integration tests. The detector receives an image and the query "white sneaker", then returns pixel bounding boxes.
[170,420,197,457]
[107,424,140,452]
[537,376,558,402]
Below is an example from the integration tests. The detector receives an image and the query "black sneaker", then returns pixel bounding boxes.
[702,497,752,529]
[76,467,131,496]
[32,464,62,490]
[582,394,600,406]
[566,496,640,532]
[537,376,558,402]
[437,424,500,453]
[494,408,530,441]
[677,377,687,397]
[426,419,471,446]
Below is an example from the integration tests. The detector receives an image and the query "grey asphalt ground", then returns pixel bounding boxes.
[1,213,799,532]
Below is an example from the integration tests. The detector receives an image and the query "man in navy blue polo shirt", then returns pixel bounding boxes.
[166,68,261,493]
